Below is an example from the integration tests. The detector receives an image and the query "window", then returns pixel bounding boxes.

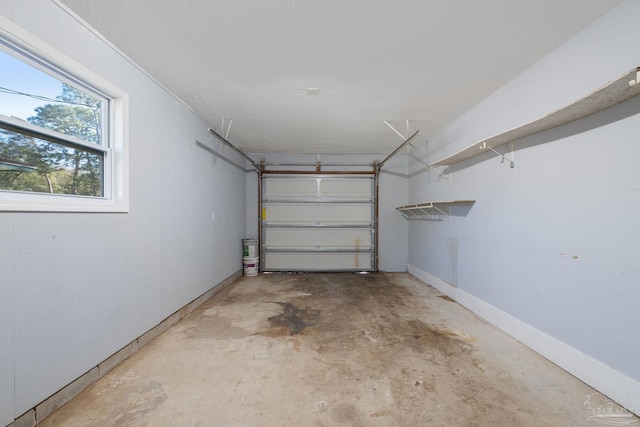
[0,20,128,212]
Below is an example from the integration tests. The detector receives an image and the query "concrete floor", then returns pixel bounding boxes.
[39,273,635,426]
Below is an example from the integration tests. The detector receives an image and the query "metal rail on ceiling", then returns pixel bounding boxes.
[377,130,421,171]
[208,128,260,170]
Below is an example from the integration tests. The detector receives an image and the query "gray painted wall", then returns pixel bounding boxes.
[408,0,639,389]
[246,154,409,272]
[0,1,247,424]
[378,161,409,272]
[245,169,260,240]
[0,218,14,426]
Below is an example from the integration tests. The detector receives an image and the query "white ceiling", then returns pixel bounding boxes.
[59,0,620,156]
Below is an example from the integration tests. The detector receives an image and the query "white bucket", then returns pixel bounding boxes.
[242,239,258,258]
[243,256,259,276]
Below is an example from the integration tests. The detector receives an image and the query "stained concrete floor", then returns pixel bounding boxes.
[39,273,636,426]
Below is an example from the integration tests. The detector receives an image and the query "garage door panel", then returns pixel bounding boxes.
[265,177,372,200]
[264,203,372,224]
[263,252,372,271]
[265,178,317,199]
[316,179,372,199]
[265,228,372,249]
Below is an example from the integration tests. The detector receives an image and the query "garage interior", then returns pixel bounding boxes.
[1,1,639,426]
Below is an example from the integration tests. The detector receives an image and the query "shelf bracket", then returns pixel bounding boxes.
[480,141,515,169]
[433,204,448,217]
[438,171,451,181]
[426,204,449,218]
[396,200,474,220]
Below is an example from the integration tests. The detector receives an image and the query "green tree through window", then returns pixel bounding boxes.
[0,82,104,196]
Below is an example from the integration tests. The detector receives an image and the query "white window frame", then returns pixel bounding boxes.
[0,16,128,213]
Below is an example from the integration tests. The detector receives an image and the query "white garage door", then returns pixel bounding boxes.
[260,174,376,272]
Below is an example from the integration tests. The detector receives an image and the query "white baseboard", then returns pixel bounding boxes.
[407,264,640,416]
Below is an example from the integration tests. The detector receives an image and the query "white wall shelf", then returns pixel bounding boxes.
[396,200,475,220]
[430,67,640,167]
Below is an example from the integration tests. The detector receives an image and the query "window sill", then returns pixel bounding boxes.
[0,191,129,213]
